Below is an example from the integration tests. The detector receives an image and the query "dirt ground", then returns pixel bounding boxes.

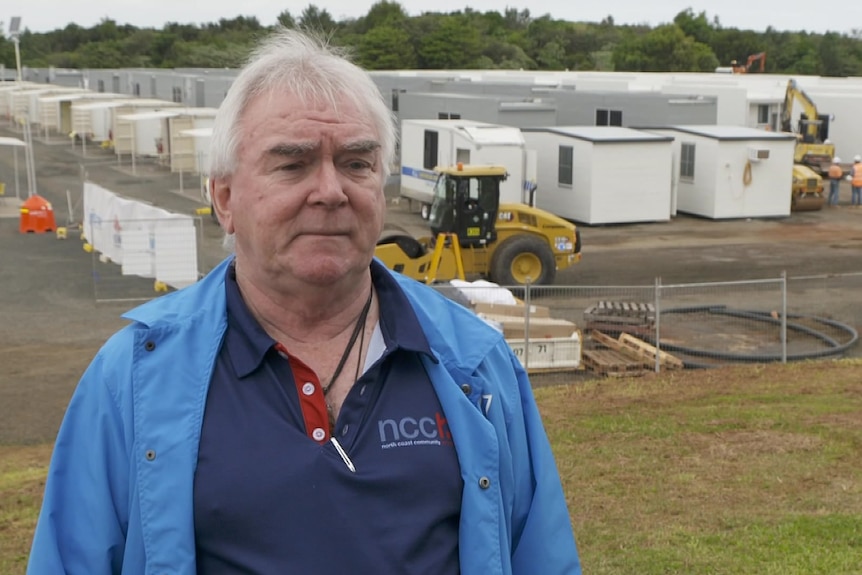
[1,125,861,444]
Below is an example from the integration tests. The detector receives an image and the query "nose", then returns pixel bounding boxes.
[308,160,347,207]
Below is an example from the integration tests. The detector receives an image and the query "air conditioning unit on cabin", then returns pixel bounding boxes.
[748,147,770,162]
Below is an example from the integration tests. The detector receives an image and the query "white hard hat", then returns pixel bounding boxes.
[833,157,841,163]
[855,155,862,162]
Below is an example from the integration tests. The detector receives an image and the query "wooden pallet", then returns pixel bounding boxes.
[589,329,685,372]
[583,321,654,338]
[584,301,656,323]
[582,349,647,376]
[618,333,685,370]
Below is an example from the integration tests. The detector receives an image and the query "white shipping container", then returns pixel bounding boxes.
[647,125,796,219]
[399,119,536,217]
[523,126,674,224]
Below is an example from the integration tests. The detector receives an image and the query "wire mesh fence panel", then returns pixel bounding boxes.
[436,282,661,380]
[431,276,859,380]
[785,273,862,360]
[655,279,786,368]
[88,217,204,303]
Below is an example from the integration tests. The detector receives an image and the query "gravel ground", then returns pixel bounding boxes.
[1,125,861,443]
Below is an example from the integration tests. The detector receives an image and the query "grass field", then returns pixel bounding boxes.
[2,361,861,573]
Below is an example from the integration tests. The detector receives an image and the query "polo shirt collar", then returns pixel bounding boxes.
[223,260,432,379]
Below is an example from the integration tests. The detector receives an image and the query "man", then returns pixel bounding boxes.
[28,28,580,574]
[852,155,862,206]
[827,157,843,206]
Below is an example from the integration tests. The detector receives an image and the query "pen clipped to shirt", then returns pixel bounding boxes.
[330,437,356,473]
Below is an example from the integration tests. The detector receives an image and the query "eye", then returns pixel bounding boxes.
[347,160,371,170]
[279,162,305,172]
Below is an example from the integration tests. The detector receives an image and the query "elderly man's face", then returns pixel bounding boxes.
[214,90,387,289]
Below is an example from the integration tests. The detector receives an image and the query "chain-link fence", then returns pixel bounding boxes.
[78,239,862,376]
[440,273,860,380]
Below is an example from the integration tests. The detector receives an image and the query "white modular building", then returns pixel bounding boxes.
[0,82,41,117]
[8,88,58,124]
[25,88,89,133]
[112,99,181,158]
[645,125,797,219]
[38,91,122,138]
[400,119,535,216]
[521,126,674,224]
[71,98,133,144]
[161,108,217,174]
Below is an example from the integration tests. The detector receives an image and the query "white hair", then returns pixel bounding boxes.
[209,28,397,250]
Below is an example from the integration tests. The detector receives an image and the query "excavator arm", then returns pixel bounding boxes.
[781,79,822,139]
[745,52,766,72]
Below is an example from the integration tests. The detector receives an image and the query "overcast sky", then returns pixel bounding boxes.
[7,0,861,35]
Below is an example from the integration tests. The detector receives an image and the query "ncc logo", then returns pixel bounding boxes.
[377,412,453,448]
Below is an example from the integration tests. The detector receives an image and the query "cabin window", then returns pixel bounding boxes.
[757,104,769,124]
[596,109,623,126]
[558,145,573,186]
[680,142,696,180]
[437,112,461,120]
[423,130,439,170]
[172,86,183,103]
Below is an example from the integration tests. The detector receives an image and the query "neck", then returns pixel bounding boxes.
[235,267,375,345]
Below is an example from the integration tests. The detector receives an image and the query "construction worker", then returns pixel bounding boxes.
[827,157,844,205]
[852,155,862,206]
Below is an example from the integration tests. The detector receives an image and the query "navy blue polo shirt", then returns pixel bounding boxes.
[194,261,462,574]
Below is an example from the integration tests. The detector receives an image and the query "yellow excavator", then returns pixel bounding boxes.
[781,78,835,174]
[781,79,836,211]
[375,164,581,285]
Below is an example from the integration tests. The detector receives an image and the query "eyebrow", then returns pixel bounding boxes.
[266,142,317,157]
[265,139,381,158]
[342,140,381,154]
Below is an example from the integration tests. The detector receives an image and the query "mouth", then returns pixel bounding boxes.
[298,230,349,237]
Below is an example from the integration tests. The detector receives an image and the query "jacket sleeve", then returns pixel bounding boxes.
[28,335,133,574]
[488,345,581,575]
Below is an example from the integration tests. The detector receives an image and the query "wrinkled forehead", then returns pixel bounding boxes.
[245,85,372,126]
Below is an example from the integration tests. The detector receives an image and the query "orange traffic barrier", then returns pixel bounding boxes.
[19,195,57,234]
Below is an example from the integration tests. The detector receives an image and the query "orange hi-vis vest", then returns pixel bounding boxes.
[853,163,862,187]
[828,164,843,179]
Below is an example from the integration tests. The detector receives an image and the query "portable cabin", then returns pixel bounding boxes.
[397,92,556,130]
[71,98,131,144]
[9,88,59,124]
[0,83,37,123]
[160,108,217,174]
[22,87,88,133]
[38,91,121,138]
[521,126,674,224]
[644,125,796,219]
[112,99,181,158]
[399,119,535,215]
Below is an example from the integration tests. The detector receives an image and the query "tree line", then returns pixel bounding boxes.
[2,4,861,76]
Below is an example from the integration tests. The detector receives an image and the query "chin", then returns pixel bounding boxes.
[290,257,364,286]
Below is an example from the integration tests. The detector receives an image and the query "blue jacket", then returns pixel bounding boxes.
[28,257,581,574]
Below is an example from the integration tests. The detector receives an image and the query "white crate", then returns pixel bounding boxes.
[507,332,581,371]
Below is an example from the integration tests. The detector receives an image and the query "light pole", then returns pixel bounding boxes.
[9,16,22,82]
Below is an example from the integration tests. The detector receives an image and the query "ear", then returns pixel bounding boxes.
[210,176,235,233]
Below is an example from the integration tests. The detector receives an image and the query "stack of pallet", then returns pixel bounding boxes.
[583,301,655,337]
[582,329,684,376]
